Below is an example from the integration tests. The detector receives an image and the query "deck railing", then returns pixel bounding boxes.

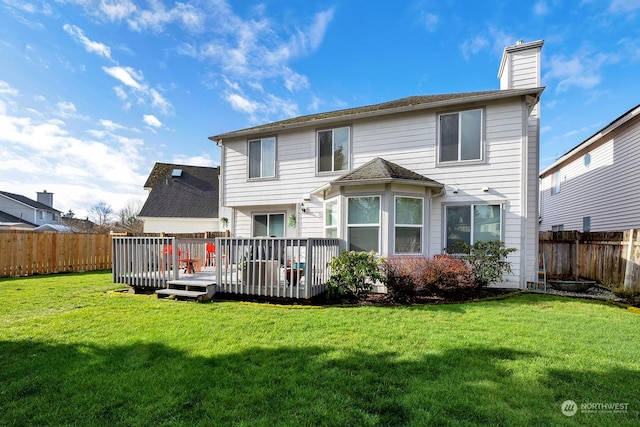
[112,236,342,298]
[214,237,341,299]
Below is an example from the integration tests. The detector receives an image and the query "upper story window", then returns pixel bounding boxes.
[317,126,350,173]
[438,109,483,163]
[248,137,276,179]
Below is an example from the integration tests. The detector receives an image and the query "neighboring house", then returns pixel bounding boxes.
[209,40,545,289]
[540,104,640,232]
[139,163,221,233]
[0,190,61,226]
[0,210,36,230]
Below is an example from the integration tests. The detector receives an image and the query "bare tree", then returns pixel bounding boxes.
[117,198,144,233]
[90,201,114,226]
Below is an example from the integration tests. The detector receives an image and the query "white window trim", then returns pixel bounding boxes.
[247,136,277,180]
[393,195,424,255]
[316,126,351,174]
[346,195,381,254]
[437,108,484,165]
[444,203,504,252]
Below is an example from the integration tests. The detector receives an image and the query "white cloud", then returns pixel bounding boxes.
[422,13,439,32]
[149,88,170,114]
[0,80,20,97]
[103,66,143,89]
[609,0,640,13]
[63,24,113,60]
[461,36,489,60]
[172,153,219,167]
[544,51,619,92]
[127,1,204,33]
[226,93,259,115]
[99,0,137,20]
[142,114,162,128]
[283,67,309,92]
[0,97,148,217]
[534,1,549,15]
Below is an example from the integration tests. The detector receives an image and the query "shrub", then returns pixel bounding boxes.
[383,255,475,303]
[613,287,640,307]
[325,251,386,303]
[447,241,516,286]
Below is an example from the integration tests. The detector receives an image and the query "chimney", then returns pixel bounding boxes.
[37,190,54,207]
[498,39,544,90]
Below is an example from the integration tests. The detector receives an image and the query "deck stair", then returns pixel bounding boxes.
[526,252,547,292]
[156,277,216,302]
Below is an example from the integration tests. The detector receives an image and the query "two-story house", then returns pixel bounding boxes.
[0,190,62,227]
[540,103,640,232]
[209,40,544,288]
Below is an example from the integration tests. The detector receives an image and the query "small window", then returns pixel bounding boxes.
[584,153,591,167]
[171,168,183,177]
[317,127,350,173]
[248,137,276,179]
[445,204,501,252]
[252,213,284,237]
[552,225,564,232]
[347,196,380,253]
[324,199,339,238]
[439,109,483,163]
[583,216,591,232]
[395,196,423,254]
[551,170,561,195]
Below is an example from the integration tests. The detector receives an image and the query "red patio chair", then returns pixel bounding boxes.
[206,243,216,266]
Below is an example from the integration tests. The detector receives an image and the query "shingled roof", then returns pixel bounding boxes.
[139,163,219,218]
[210,87,543,141]
[0,191,60,211]
[328,157,443,189]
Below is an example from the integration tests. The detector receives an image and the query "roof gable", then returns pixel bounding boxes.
[330,157,443,188]
[0,210,36,226]
[139,163,220,219]
[0,191,60,212]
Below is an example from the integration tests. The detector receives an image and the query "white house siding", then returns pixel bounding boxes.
[0,198,37,224]
[221,96,535,287]
[540,119,640,231]
[142,217,220,234]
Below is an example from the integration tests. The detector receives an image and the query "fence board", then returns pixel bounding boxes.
[0,231,112,277]
[540,230,640,289]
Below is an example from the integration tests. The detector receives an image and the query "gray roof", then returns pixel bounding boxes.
[0,191,60,211]
[210,87,544,141]
[330,157,443,188]
[139,163,220,219]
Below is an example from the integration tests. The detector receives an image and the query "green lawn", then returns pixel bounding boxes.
[1,272,639,426]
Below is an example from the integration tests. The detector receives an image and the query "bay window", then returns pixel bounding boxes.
[394,196,423,254]
[347,196,380,253]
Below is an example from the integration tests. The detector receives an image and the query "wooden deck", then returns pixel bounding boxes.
[112,237,341,299]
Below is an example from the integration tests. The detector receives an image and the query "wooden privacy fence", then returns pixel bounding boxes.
[0,231,112,277]
[539,230,640,289]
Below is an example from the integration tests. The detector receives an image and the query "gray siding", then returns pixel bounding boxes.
[541,118,640,231]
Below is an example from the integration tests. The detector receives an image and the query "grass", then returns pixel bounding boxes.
[1,272,639,426]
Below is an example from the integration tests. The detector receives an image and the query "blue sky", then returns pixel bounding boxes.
[1,0,639,218]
